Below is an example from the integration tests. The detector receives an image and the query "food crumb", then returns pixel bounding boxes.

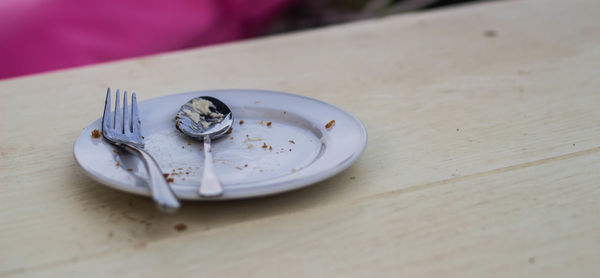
[225,127,233,135]
[181,146,184,149]
[185,171,190,175]
[289,140,295,144]
[262,142,268,149]
[112,149,120,154]
[91,129,101,138]
[230,137,234,140]
[127,168,133,172]
[187,141,192,146]
[325,120,335,129]
[244,164,248,167]
[115,161,120,167]
[167,178,174,183]
[289,149,292,152]
[350,176,356,180]
[484,30,497,37]
[163,173,169,178]
[269,146,272,150]
[236,167,243,170]
[291,168,296,172]
[239,120,245,125]
[244,136,262,143]
[283,111,287,115]
[248,144,254,149]
[174,223,187,232]
[259,120,265,125]
[267,121,272,127]
[456,128,460,131]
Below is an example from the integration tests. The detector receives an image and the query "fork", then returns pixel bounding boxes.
[102,88,180,212]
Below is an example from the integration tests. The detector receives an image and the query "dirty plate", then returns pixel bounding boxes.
[74,89,367,200]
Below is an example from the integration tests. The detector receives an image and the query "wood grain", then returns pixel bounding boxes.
[8,148,600,277]
[1,0,599,276]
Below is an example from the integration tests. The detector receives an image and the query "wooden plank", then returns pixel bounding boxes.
[1,0,599,275]
[8,148,600,277]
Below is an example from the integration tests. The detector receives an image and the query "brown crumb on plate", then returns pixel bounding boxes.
[115,161,120,167]
[166,178,174,183]
[91,129,101,138]
[239,120,245,125]
[225,127,233,135]
[127,168,133,172]
[289,140,295,144]
[266,121,272,127]
[262,142,268,148]
[325,120,335,129]
[163,173,169,178]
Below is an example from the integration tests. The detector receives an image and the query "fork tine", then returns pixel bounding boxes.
[102,88,112,132]
[132,92,142,137]
[114,89,123,133]
[123,91,131,134]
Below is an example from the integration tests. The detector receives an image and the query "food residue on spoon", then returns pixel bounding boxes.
[180,98,225,129]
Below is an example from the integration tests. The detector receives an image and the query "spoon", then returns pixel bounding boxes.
[175,96,233,197]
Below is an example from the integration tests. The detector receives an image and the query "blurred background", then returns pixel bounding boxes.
[0,0,487,80]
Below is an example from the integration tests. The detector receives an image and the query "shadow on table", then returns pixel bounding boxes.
[73,163,365,240]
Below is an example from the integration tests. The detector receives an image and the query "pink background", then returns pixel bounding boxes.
[0,0,293,79]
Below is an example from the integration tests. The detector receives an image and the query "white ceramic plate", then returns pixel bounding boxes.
[74,89,367,200]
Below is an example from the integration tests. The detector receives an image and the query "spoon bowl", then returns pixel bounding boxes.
[175,96,233,139]
[175,96,233,197]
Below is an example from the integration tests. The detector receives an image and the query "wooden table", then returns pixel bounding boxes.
[1,0,599,276]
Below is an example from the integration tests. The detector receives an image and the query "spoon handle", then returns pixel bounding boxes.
[199,135,224,197]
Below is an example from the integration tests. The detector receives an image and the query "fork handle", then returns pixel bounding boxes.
[123,145,181,212]
[199,135,224,197]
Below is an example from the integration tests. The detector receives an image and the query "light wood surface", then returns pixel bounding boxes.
[1,0,599,277]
